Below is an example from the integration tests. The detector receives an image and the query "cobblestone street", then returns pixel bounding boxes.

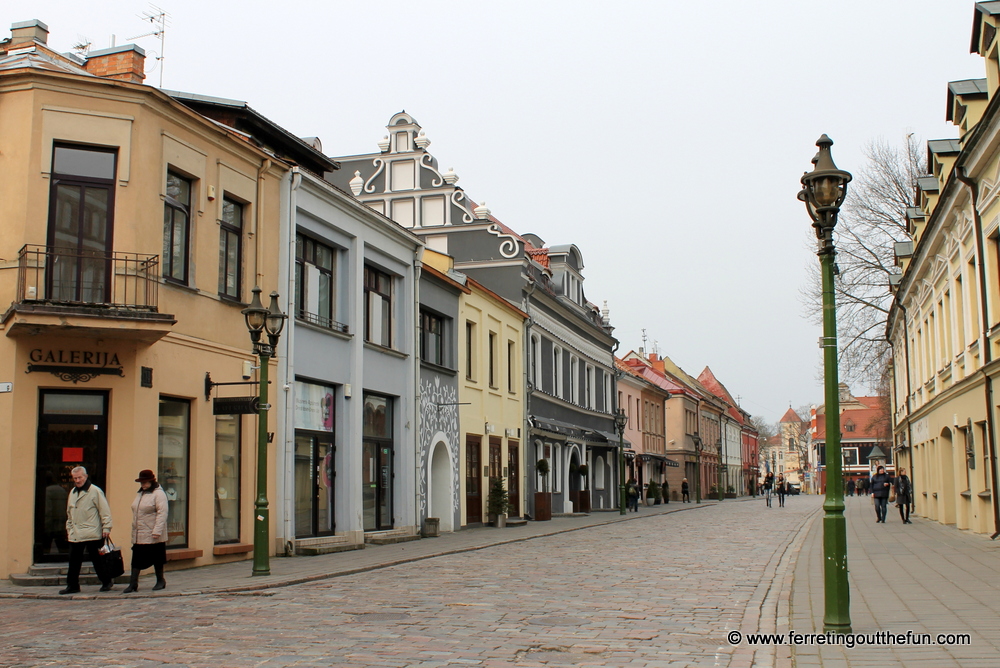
[0,498,813,668]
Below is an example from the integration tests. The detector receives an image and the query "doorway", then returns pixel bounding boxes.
[34,390,108,563]
[507,440,520,516]
[362,393,393,531]
[466,435,482,524]
[294,432,335,538]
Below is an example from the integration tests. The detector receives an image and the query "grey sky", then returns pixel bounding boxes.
[7,1,984,423]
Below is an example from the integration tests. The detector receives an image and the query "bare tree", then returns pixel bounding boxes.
[801,135,925,389]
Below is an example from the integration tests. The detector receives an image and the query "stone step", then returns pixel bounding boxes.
[506,518,528,527]
[28,563,99,576]
[296,543,365,556]
[10,572,130,587]
[552,512,589,518]
[364,530,420,546]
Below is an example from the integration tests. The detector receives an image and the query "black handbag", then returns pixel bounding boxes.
[97,537,125,580]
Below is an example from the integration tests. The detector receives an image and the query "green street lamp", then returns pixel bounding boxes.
[614,408,628,515]
[799,134,852,633]
[242,286,287,576]
[717,438,725,502]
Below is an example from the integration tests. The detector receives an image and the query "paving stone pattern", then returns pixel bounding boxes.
[0,499,812,668]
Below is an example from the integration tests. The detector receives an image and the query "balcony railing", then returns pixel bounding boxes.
[15,244,160,311]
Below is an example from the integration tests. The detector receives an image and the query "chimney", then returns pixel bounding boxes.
[84,44,146,83]
[10,19,49,47]
[648,352,659,363]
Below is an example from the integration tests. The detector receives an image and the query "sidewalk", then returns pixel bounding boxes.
[790,494,1000,667]
[0,499,717,600]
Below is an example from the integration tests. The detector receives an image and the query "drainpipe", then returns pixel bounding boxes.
[413,248,422,533]
[524,280,537,512]
[891,301,916,512]
[280,166,301,554]
[956,167,1000,538]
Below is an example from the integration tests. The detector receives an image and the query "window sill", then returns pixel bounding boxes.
[219,294,245,306]
[421,360,457,375]
[297,318,352,340]
[165,548,204,561]
[161,278,199,294]
[364,342,407,359]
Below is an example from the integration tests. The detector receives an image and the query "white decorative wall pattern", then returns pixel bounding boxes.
[418,375,460,521]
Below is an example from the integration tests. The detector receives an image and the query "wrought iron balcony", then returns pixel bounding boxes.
[3,245,175,340]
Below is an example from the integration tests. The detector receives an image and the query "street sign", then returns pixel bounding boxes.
[213,396,260,415]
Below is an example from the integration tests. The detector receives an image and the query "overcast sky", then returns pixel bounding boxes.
[7,1,986,424]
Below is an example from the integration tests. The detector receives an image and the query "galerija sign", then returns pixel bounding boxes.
[26,348,125,383]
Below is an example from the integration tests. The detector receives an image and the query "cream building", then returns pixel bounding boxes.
[888,3,1000,536]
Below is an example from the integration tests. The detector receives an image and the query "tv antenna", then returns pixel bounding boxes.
[71,36,92,57]
[128,4,169,88]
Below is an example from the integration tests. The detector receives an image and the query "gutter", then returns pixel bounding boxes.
[280,166,301,553]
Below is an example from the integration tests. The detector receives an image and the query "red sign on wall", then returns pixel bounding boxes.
[62,447,84,463]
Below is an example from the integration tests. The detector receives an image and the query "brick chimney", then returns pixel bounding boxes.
[9,19,49,47]
[84,44,146,83]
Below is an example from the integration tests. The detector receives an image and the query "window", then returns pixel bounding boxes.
[219,197,243,300]
[158,397,191,548]
[507,340,516,392]
[595,455,606,490]
[163,171,192,284]
[420,310,444,366]
[489,331,498,387]
[530,335,541,388]
[466,321,476,380]
[552,345,564,397]
[214,415,241,544]
[296,233,340,330]
[570,356,579,404]
[364,265,392,347]
[586,364,595,409]
[603,373,611,412]
[844,421,855,433]
[843,448,859,467]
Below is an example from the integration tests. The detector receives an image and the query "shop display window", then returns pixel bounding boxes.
[158,397,190,548]
[214,414,241,544]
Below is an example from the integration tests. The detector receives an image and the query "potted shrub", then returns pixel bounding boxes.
[725,484,737,499]
[487,476,509,528]
[645,480,660,506]
[533,458,552,521]
[577,464,591,513]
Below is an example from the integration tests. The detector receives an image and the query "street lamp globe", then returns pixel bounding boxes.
[798,134,852,235]
[242,286,267,345]
[265,291,287,347]
[614,408,628,434]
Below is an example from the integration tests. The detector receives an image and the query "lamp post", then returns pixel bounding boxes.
[693,435,702,504]
[799,134,853,633]
[717,438,725,502]
[242,286,287,576]
[614,408,628,515]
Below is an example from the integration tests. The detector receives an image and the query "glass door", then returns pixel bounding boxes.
[295,432,335,538]
[466,436,482,523]
[507,441,520,515]
[362,441,393,531]
[34,391,108,563]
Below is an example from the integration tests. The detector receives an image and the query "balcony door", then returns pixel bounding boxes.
[47,145,117,304]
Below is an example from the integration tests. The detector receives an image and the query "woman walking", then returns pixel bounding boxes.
[123,470,168,593]
[895,467,913,524]
[775,474,786,508]
[870,465,892,524]
[763,472,774,508]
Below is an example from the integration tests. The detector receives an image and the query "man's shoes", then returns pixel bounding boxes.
[99,583,114,592]
[905,520,913,524]
[58,586,80,595]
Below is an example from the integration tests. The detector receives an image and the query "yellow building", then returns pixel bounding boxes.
[888,4,1000,536]
[422,250,526,526]
[0,21,313,579]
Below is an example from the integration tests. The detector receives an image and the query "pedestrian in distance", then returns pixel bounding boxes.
[681,477,690,503]
[60,466,114,595]
[775,474,786,508]
[626,477,640,512]
[894,467,913,524]
[870,465,892,523]
[763,472,774,508]
[662,479,670,504]
[846,479,855,497]
[123,469,169,593]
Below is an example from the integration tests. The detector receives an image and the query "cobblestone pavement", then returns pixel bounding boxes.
[0,497,816,668]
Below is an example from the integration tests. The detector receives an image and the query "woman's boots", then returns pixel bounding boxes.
[152,563,166,591]
[122,568,141,594]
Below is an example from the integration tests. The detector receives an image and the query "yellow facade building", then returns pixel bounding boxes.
[0,21,304,579]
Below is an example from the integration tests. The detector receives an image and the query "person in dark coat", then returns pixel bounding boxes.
[626,478,640,512]
[870,465,892,523]
[846,479,856,497]
[894,467,913,524]
[681,478,690,503]
[775,474,787,508]
[763,472,774,508]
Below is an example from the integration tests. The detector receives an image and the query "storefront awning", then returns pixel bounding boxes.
[639,453,680,467]
[531,417,588,441]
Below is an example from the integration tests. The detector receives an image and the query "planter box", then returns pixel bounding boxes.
[644,496,656,507]
[533,492,552,521]
[422,517,440,537]
[725,493,737,499]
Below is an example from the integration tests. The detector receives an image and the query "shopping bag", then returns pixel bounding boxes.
[97,537,125,580]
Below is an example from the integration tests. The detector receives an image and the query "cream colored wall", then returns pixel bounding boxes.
[457,284,524,521]
[0,73,286,577]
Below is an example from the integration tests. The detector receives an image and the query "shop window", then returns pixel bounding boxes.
[296,233,342,331]
[364,265,393,347]
[163,171,192,284]
[218,197,243,300]
[214,415,241,544]
[158,397,190,548]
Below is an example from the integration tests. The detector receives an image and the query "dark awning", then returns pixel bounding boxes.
[639,453,680,467]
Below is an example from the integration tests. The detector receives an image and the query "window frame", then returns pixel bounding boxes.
[163,170,193,285]
[420,309,446,367]
[218,195,243,301]
[364,265,393,348]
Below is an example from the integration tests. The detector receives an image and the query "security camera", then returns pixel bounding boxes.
[242,360,253,380]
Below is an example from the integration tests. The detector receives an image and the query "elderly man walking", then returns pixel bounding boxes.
[60,466,114,594]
